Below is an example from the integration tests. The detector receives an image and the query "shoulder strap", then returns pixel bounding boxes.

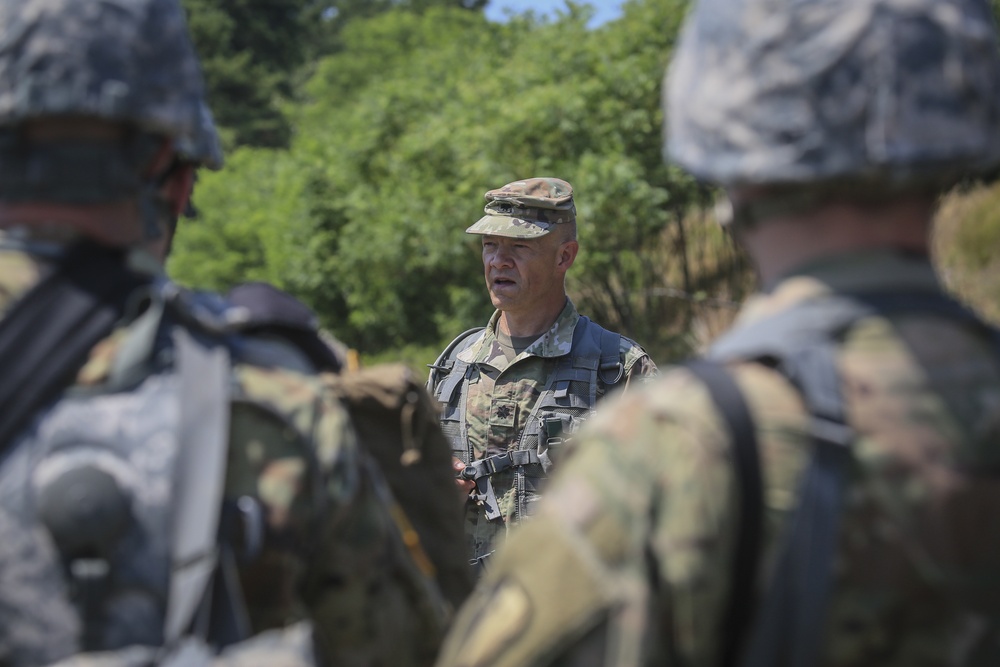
[164,324,235,651]
[572,316,624,387]
[736,342,853,667]
[683,360,763,667]
[426,326,485,394]
[0,242,146,453]
[703,289,993,667]
[226,281,344,373]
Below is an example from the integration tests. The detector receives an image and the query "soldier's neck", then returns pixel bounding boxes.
[740,198,933,286]
[498,296,567,338]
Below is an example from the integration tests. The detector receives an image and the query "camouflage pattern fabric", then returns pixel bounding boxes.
[450,300,656,565]
[465,177,576,238]
[435,251,1000,667]
[666,0,1000,188]
[0,240,448,667]
[0,0,220,168]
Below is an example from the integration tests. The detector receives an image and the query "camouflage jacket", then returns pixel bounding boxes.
[431,300,656,565]
[436,251,1000,667]
[0,243,447,667]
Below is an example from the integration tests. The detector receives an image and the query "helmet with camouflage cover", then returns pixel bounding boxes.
[665,0,1000,191]
[0,0,222,170]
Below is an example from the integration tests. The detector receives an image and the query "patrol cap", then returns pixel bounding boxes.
[466,177,576,238]
[0,0,222,169]
[665,0,1000,190]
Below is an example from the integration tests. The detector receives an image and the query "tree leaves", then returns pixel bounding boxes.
[172,0,750,363]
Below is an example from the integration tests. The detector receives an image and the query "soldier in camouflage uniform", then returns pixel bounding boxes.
[436,1,1000,666]
[428,177,656,574]
[0,1,449,666]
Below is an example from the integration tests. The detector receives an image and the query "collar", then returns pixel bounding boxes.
[458,299,581,364]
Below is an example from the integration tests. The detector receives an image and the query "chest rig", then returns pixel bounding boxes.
[0,245,270,665]
[429,316,624,522]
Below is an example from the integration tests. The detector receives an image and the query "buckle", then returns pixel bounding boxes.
[599,362,624,384]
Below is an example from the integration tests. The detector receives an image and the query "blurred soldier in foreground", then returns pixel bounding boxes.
[436,0,1000,665]
[0,1,449,665]
[427,177,656,575]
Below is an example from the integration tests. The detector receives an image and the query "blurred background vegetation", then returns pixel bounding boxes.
[173,0,1000,373]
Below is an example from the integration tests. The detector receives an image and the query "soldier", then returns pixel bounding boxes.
[427,177,656,575]
[435,0,1000,666]
[0,1,450,666]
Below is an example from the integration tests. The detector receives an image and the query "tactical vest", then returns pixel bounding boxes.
[428,316,624,522]
[686,290,1000,667]
[0,254,299,665]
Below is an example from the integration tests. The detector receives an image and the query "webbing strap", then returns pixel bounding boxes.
[426,326,484,394]
[462,450,540,480]
[597,326,624,386]
[684,360,763,667]
[0,242,146,453]
[164,327,232,647]
[703,290,983,667]
[738,343,853,667]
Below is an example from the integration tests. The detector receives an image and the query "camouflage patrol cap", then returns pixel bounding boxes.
[0,0,222,169]
[665,0,1000,189]
[466,177,576,238]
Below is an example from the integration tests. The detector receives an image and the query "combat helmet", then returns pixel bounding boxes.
[665,0,1000,192]
[0,0,221,169]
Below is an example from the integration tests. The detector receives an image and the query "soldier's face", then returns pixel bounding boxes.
[481,233,574,314]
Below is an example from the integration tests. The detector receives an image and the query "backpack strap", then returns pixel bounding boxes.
[597,324,624,387]
[0,242,147,453]
[703,289,1000,667]
[163,323,236,651]
[427,327,486,466]
[426,326,485,395]
[684,360,763,667]
[226,281,344,373]
[736,341,853,667]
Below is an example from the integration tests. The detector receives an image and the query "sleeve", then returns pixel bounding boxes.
[619,339,659,396]
[434,370,741,667]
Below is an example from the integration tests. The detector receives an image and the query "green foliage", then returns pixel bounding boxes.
[182,0,312,148]
[934,183,1000,325]
[172,0,749,365]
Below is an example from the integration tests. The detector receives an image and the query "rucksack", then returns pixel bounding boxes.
[224,283,472,611]
[687,291,1000,667]
[0,248,246,664]
[325,364,473,611]
[0,260,464,665]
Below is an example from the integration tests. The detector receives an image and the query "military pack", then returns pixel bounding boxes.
[692,290,1000,667]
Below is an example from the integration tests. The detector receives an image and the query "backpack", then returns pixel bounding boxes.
[325,364,473,611]
[0,247,245,663]
[0,259,464,665]
[225,282,472,611]
[686,291,1000,667]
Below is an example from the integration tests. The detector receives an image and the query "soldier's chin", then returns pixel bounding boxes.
[488,291,515,310]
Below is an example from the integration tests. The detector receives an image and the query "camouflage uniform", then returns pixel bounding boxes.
[449,301,655,562]
[436,1,1000,666]
[430,178,656,569]
[0,1,448,666]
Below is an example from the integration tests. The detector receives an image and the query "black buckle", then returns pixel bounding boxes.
[599,361,624,384]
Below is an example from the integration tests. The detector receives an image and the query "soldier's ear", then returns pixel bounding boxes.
[556,240,578,271]
[162,164,196,217]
